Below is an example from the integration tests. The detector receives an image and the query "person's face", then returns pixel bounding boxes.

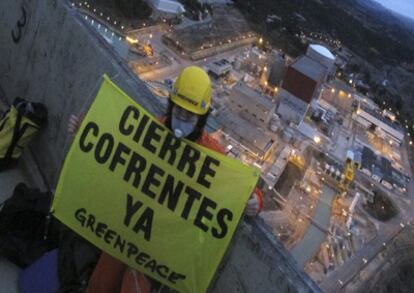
[172,105,199,122]
[171,105,199,138]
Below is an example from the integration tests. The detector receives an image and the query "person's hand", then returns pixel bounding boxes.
[245,193,259,217]
[68,114,83,135]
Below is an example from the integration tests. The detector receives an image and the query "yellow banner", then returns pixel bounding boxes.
[52,75,259,293]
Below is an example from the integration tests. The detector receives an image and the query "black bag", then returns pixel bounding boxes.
[0,183,59,267]
[0,182,100,291]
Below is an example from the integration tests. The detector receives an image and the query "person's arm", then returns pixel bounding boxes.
[67,114,84,135]
[245,187,263,217]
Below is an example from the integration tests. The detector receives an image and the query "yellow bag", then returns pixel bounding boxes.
[0,97,47,171]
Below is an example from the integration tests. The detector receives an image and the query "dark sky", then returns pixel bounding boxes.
[373,0,414,19]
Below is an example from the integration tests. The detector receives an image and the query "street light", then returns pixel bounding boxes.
[362,258,368,264]
[126,36,138,44]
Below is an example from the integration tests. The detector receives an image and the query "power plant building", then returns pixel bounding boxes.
[355,103,405,145]
[260,51,287,88]
[208,59,232,78]
[268,54,287,87]
[276,55,327,124]
[306,44,336,79]
[227,83,276,128]
[282,56,327,103]
[276,89,309,124]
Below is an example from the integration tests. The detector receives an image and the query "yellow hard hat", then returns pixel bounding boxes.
[170,66,211,115]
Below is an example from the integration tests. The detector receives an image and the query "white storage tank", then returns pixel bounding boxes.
[306,44,335,78]
[325,164,332,175]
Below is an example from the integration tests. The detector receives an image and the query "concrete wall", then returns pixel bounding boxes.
[0,0,163,188]
[188,37,256,61]
[0,1,320,292]
[210,218,321,293]
[162,34,256,61]
[282,67,318,104]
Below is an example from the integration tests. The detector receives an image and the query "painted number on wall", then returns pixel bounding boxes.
[11,6,27,43]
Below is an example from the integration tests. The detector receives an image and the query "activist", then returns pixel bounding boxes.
[69,66,263,292]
